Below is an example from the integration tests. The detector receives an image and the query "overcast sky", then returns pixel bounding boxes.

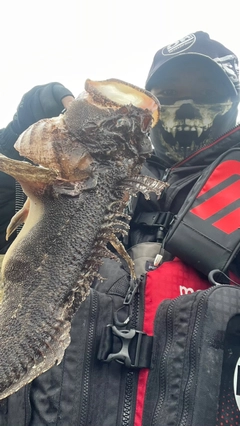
[1,0,239,127]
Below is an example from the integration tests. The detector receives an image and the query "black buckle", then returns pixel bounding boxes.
[97,325,153,369]
[134,211,163,227]
[106,326,143,368]
[97,276,153,369]
[134,211,174,242]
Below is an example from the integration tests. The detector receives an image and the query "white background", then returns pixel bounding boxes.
[1,0,239,127]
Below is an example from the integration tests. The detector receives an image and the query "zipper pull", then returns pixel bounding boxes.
[169,215,176,226]
[123,275,144,305]
[162,168,171,181]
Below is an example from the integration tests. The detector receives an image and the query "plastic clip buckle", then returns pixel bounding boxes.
[105,325,144,368]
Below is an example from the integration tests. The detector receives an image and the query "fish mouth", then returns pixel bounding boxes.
[84,79,160,127]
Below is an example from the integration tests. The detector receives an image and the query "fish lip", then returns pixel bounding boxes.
[84,78,160,127]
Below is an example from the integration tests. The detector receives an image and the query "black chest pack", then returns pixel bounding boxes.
[4,261,240,426]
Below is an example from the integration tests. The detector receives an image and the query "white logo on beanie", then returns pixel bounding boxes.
[162,34,196,56]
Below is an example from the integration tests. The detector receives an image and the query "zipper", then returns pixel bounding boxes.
[15,181,27,234]
[121,276,142,426]
[163,170,203,212]
[122,371,135,426]
[151,288,214,426]
[152,299,176,426]
[179,289,212,426]
[78,290,98,426]
[162,168,171,182]
[24,384,31,426]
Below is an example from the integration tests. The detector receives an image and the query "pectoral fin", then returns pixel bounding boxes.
[0,155,57,190]
[109,233,136,280]
[6,198,30,240]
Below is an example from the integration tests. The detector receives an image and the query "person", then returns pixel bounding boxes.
[0,31,239,425]
[0,83,74,256]
[128,30,239,250]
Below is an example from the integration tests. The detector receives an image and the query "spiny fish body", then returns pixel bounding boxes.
[0,79,167,399]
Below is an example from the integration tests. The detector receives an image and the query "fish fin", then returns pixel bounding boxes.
[6,198,30,240]
[0,154,57,183]
[120,175,169,200]
[109,233,136,280]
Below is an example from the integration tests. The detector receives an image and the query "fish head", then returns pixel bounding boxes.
[11,79,160,184]
[63,79,160,161]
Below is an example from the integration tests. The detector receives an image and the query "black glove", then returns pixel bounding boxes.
[11,82,74,135]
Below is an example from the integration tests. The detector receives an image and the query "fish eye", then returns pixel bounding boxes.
[116,118,131,128]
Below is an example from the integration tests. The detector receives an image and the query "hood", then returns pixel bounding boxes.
[145,32,240,168]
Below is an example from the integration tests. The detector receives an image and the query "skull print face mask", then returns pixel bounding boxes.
[146,34,240,167]
[150,98,233,166]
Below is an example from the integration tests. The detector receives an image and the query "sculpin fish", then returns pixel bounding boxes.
[0,79,167,399]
